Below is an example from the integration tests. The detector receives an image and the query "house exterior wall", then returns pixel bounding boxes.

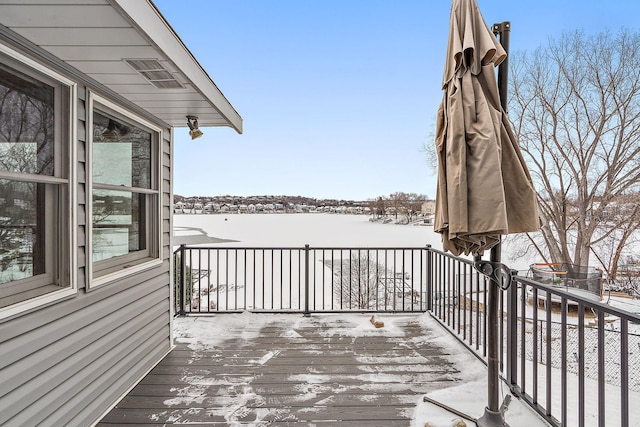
[0,29,173,426]
[421,200,436,215]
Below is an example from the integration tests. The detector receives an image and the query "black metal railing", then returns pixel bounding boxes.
[427,248,640,427]
[172,244,640,427]
[174,244,429,315]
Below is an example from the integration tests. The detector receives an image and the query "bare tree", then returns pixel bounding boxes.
[370,193,429,224]
[589,193,640,288]
[372,197,386,219]
[404,193,427,223]
[510,29,640,269]
[388,192,409,223]
[0,82,53,277]
[331,250,388,310]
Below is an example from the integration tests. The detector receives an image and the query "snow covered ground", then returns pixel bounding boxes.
[175,213,640,312]
[173,313,552,427]
[173,213,537,271]
[174,213,441,248]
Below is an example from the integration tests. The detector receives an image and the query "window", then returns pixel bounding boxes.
[0,47,75,316]
[88,95,161,287]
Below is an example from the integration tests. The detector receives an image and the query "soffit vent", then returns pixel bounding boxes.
[124,59,185,89]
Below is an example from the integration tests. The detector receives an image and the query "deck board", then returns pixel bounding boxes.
[97,314,464,426]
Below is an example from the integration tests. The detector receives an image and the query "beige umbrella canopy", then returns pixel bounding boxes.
[434,0,539,256]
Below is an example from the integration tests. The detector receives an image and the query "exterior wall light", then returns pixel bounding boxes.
[186,115,203,139]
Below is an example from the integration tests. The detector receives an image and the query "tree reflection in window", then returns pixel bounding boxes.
[0,63,54,284]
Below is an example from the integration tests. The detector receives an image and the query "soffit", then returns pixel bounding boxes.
[0,0,242,133]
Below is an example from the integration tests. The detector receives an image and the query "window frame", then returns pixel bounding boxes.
[0,42,77,321]
[87,92,162,289]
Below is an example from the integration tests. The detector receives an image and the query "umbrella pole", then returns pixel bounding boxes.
[493,22,511,113]
[477,21,511,427]
[476,243,507,427]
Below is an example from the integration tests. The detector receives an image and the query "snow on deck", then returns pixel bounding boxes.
[98,313,550,426]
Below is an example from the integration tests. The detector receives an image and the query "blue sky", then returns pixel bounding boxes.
[153,0,640,201]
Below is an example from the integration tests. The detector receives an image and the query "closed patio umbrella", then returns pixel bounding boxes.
[434,0,538,257]
[431,1,539,426]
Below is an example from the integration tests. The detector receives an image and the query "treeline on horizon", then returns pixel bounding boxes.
[173,192,432,207]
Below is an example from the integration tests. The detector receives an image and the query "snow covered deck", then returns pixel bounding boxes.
[97,313,549,426]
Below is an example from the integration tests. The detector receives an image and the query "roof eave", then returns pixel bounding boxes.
[110,0,243,134]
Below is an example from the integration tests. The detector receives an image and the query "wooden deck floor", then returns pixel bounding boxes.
[97,314,467,426]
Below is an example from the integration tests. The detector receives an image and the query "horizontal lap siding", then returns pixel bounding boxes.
[0,272,172,426]
[0,74,172,425]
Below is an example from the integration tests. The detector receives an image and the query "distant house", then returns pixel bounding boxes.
[421,200,436,215]
[0,2,242,425]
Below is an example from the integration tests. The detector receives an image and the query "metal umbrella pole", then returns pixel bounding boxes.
[476,21,512,427]
[493,22,511,112]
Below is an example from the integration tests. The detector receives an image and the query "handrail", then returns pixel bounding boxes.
[516,275,640,322]
[174,245,429,251]
[173,245,430,315]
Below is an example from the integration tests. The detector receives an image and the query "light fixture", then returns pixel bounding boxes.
[187,115,203,140]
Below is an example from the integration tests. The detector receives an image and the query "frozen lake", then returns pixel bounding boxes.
[173,213,534,272]
[174,213,440,248]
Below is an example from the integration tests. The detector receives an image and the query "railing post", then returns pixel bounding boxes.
[304,244,311,317]
[179,244,186,316]
[426,245,433,312]
[506,271,519,391]
[621,319,629,427]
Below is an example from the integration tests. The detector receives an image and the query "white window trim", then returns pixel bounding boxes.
[169,127,175,334]
[87,92,163,290]
[0,42,78,321]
